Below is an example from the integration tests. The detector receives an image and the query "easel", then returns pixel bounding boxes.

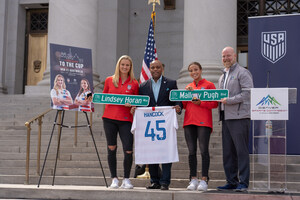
[37,109,108,188]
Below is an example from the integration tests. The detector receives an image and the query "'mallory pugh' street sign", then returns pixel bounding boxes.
[169,89,228,101]
[93,93,150,106]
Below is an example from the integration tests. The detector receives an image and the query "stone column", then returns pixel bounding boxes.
[97,0,129,86]
[177,0,237,88]
[26,0,100,95]
[0,0,7,94]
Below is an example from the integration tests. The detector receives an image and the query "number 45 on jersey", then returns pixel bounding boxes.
[144,120,166,141]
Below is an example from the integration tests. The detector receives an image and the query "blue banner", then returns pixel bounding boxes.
[249,14,300,155]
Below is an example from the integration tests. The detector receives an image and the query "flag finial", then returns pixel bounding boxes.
[148,0,160,12]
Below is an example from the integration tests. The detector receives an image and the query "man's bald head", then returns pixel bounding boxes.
[222,46,237,69]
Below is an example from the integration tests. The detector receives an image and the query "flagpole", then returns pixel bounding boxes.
[148,0,160,32]
[137,1,161,179]
[148,0,160,12]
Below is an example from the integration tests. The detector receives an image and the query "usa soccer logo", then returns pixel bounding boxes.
[261,31,286,64]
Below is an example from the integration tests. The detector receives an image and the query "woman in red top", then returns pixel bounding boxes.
[183,62,218,191]
[102,55,139,189]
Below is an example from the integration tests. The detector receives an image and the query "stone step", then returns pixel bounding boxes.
[2,119,103,127]
[0,152,224,164]
[2,158,299,176]
[2,165,300,181]
[0,126,27,130]
[2,162,300,180]
[0,133,222,141]
[1,184,300,200]
[0,129,220,139]
[0,107,48,114]
[3,152,300,167]
[0,175,219,189]
[0,137,222,150]
[0,102,49,107]
[1,176,300,192]
[0,95,49,101]
[1,114,96,123]
[0,101,49,106]
[0,159,223,171]
[1,94,300,194]
[0,168,192,179]
[5,144,222,154]
[0,130,29,135]
[0,139,220,149]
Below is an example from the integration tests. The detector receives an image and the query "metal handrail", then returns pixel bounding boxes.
[24,108,94,184]
[24,108,53,184]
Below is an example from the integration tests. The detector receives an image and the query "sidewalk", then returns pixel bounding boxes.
[0,184,299,200]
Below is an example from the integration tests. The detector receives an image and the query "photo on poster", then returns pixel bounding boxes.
[50,43,94,112]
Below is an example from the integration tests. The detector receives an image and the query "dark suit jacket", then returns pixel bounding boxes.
[139,76,182,109]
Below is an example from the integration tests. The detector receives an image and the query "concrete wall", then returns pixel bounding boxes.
[97,0,119,82]
[4,0,26,94]
[0,0,8,93]
[97,0,184,83]
[1,0,185,93]
[1,0,48,94]
[116,0,130,59]
[129,0,184,81]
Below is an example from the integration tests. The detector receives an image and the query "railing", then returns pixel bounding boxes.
[24,109,93,184]
[24,108,52,184]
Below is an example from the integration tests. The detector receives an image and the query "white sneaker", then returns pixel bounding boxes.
[120,178,133,189]
[197,180,208,191]
[187,179,198,191]
[110,178,119,189]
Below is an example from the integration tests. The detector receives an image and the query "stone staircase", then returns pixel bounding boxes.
[0,94,299,193]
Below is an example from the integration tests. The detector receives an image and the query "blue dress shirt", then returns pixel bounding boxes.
[151,76,162,102]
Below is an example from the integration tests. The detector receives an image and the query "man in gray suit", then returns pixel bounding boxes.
[217,47,254,192]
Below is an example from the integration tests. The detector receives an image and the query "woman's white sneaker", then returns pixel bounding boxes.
[110,178,119,189]
[187,179,198,191]
[120,178,134,189]
[197,180,208,191]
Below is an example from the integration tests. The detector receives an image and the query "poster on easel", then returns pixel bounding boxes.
[50,43,94,112]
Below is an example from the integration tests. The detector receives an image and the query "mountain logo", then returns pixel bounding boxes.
[256,94,281,106]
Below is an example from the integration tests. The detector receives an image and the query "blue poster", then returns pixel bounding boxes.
[50,43,94,112]
[249,14,300,155]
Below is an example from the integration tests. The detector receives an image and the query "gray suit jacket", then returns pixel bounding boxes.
[218,63,254,120]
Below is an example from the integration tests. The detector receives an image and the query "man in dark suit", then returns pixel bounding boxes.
[134,60,182,190]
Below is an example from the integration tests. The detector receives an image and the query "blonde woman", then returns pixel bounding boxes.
[102,55,139,189]
[50,74,73,109]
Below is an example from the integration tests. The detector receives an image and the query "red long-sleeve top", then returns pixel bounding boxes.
[183,79,218,130]
[102,76,139,122]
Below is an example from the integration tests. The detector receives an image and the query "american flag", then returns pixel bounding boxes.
[139,12,158,83]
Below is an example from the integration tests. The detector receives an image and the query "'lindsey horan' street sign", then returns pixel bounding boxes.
[93,93,150,106]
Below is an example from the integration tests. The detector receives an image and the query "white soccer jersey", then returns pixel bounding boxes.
[131,106,179,164]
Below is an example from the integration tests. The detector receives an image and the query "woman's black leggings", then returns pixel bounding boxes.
[184,125,211,178]
[103,118,133,178]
